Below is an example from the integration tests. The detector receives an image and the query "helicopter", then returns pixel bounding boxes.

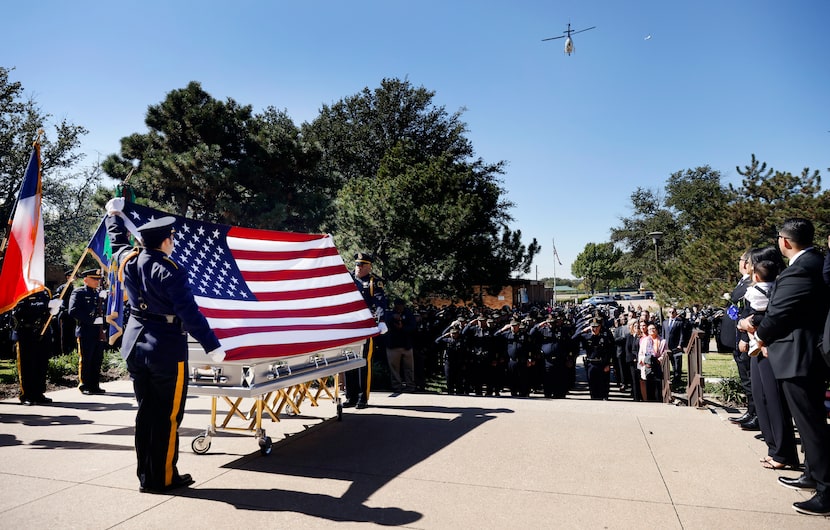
[542,23,596,55]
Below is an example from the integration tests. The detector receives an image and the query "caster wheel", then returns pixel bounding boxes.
[259,436,273,456]
[192,435,211,454]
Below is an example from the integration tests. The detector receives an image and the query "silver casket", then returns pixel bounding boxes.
[186,338,366,398]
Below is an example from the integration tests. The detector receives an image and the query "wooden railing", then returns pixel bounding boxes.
[660,328,705,406]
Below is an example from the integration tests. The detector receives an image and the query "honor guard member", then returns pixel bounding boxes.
[574,317,615,400]
[530,311,575,398]
[69,268,107,394]
[13,290,56,405]
[105,198,225,494]
[346,252,388,409]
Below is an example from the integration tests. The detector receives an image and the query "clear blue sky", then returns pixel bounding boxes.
[4,1,829,279]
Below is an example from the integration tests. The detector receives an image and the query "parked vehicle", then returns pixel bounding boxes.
[583,295,619,307]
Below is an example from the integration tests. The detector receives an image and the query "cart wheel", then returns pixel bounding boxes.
[259,436,273,456]
[192,435,211,454]
[337,403,343,421]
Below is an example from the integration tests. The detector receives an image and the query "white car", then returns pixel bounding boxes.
[583,295,619,307]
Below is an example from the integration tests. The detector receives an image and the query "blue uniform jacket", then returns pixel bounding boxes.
[107,215,220,363]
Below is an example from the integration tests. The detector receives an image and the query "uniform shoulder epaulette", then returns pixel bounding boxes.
[162,256,179,270]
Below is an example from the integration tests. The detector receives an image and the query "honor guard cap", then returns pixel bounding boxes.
[80,268,102,279]
[139,217,177,248]
[354,252,374,265]
[590,318,602,327]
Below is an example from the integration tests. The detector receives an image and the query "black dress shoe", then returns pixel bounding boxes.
[793,491,830,516]
[729,412,751,424]
[355,401,368,409]
[740,417,760,431]
[342,400,357,408]
[140,474,194,494]
[89,387,106,395]
[31,396,53,404]
[778,475,817,491]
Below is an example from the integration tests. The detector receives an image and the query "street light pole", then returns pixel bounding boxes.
[648,231,664,322]
[649,231,663,262]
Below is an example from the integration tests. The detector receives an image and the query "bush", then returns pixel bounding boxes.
[47,348,128,385]
[708,373,746,407]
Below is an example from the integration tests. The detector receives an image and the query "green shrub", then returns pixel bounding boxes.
[47,352,79,385]
[707,371,746,407]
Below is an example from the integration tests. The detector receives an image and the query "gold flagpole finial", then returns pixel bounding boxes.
[33,128,45,146]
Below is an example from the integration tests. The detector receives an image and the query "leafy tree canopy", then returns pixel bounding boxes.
[571,242,623,294]
[102,82,329,232]
[0,66,100,273]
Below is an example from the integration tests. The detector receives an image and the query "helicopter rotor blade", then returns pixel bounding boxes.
[571,26,596,36]
[542,35,566,41]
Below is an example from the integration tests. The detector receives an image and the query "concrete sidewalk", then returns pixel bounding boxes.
[0,380,827,529]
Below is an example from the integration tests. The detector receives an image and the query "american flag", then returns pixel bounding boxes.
[88,202,379,361]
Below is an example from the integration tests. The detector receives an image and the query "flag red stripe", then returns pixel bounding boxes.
[226,337,366,361]
[252,283,358,302]
[231,246,340,261]
[228,225,327,243]
[241,265,348,282]
[199,300,369,319]
[212,319,375,339]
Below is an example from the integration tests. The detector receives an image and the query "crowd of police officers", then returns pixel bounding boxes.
[4,273,722,404]
[416,300,719,400]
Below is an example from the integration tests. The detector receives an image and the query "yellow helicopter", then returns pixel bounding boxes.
[542,23,596,55]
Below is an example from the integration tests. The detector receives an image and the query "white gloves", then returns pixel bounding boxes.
[48,299,61,315]
[93,317,103,325]
[106,197,125,216]
[98,290,108,299]
[207,347,226,363]
[377,321,389,335]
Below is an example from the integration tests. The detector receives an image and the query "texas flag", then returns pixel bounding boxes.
[0,144,45,314]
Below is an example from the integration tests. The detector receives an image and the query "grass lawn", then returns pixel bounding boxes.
[698,352,738,380]
[0,359,17,384]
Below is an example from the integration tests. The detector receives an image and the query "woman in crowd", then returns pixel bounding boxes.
[625,319,646,401]
[638,322,667,401]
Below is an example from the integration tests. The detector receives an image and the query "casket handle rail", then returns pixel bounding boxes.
[191,366,227,384]
[266,361,291,381]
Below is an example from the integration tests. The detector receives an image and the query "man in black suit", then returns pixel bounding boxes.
[664,307,689,387]
[745,218,830,516]
[722,252,757,427]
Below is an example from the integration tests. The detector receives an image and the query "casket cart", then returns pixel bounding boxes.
[187,340,366,455]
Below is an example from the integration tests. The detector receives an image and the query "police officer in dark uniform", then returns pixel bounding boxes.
[530,311,575,398]
[69,268,107,394]
[574,317,615,400]
[496,317,531,397]
[346,252,387,409]
[52,270,76,356]
[106,198,225,494]
[436,325,465,394]
[13,290,54,405]
[462,315,492,395]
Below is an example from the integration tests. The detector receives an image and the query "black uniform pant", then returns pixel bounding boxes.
[507,357,529,397]
[732,350,755,415]
[77,334,104,390]
[16,336,48,400]
[543,358,569,398]
[585,361,610,400]
[128,354,188,489]
[346,338,373,404]
[781,373,830,493]
[751,356,798,465]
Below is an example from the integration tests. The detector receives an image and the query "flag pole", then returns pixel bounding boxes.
[552,238,557,307]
